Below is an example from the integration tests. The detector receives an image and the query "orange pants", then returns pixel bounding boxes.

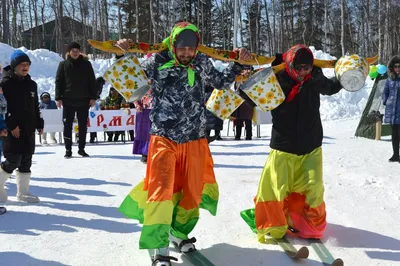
[134,135,218,248]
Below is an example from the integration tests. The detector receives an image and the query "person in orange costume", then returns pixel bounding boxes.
[117,22,250,266]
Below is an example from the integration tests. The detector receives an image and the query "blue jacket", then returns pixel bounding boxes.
[383,55,400,125]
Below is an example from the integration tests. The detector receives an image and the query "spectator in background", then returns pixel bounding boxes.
[89,77,106,143]
[104,87,125,142]
[132,90,152,163]
[96,77,105,99]
[0,50,44,203]
[39,92,57,144]
[55,41,96,158]
[383,55,400,162]
[0,88,8,161]
[204,85,223,143]
[232,68,255,140]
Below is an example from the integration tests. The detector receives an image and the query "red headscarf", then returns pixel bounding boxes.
[283,44,314,102]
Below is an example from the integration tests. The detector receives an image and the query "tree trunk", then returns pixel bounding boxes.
[272,0,276,53]
[263,0,272,54]
[117,0,122,39]
[58,0,64,55]
[101,0,109,41]
[324,0,327,52]
[92,0,97,59]
[378,0,382,63]
[11,0,18,47]
[149,0,157,43]
[135,0,139,42]
[2,0,9,44]
[340,0,345,56]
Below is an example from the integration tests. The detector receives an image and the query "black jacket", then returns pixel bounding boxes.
[1,66,44,154]
[55,54,96,106]
[270,67,342,155]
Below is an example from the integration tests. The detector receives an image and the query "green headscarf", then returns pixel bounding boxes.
[157,22,200,86]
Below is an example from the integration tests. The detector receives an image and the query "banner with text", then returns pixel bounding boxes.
[41,109,136,133]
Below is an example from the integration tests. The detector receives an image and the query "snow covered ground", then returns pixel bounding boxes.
[0,43,398,265]
[1,119,399,266]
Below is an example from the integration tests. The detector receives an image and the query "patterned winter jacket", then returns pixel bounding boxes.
[142,52,244,143]
[383,55,400,124]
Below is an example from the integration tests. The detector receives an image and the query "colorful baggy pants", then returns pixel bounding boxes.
[241,147,326,242]
[119,135,219,249]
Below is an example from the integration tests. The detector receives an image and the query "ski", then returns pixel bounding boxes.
[0,207,6,215]
[308,239,344,266]
[275,237,309,259]
[172,242,215,266]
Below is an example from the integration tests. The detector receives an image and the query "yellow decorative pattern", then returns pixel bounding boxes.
[206,89,244,120]
[103,55,151,102]
[335,54,369,92]
[241,69,285,112]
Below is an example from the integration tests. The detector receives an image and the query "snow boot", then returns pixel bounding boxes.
[169,233,196,253]
[151,247,177,266]
[78,150,90,157]
[16,171,40,203]
[388,155,399,162]
[0,167,11,203]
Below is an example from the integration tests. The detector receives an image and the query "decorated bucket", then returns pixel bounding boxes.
[103,55,151,102]
[240,67,285,112]
[206,89,245,120]
[335,54,369,92]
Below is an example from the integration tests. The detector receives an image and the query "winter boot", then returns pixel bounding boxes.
[0,167,11,203]
[388,155,399,162]
[49,132,57,144]
[141,155,148,163]
[78,150,90,157]
[169,232,196,253]
[65,150,72,159]
[16,171,40,203]
[42,132,48,145]
[151,247,177,266]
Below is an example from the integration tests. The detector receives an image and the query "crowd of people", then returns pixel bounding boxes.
[0,20,399,266]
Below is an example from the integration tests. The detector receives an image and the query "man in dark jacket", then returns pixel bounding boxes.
[241,44,342,242]
[0,50,44,203]
[55,42,96,158]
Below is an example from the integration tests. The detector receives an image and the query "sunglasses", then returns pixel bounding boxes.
[294,65,313,71]
[394,65,400,69]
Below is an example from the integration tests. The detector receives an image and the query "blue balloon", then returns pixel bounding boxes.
[377,64,387,74]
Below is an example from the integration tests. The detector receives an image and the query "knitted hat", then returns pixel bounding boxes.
[40,92,50,99]
[294,48,313,66]
[67,42,81,52]
[10,50,31,69]
[175,30,199,49]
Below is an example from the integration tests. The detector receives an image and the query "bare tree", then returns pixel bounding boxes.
[2,0,10,44]
[340,0,345,55]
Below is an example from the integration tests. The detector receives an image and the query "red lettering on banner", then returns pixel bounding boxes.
[109,116,122,127]
[126,115,135,125]
[97,114,104,126]
[87,118,91,127]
